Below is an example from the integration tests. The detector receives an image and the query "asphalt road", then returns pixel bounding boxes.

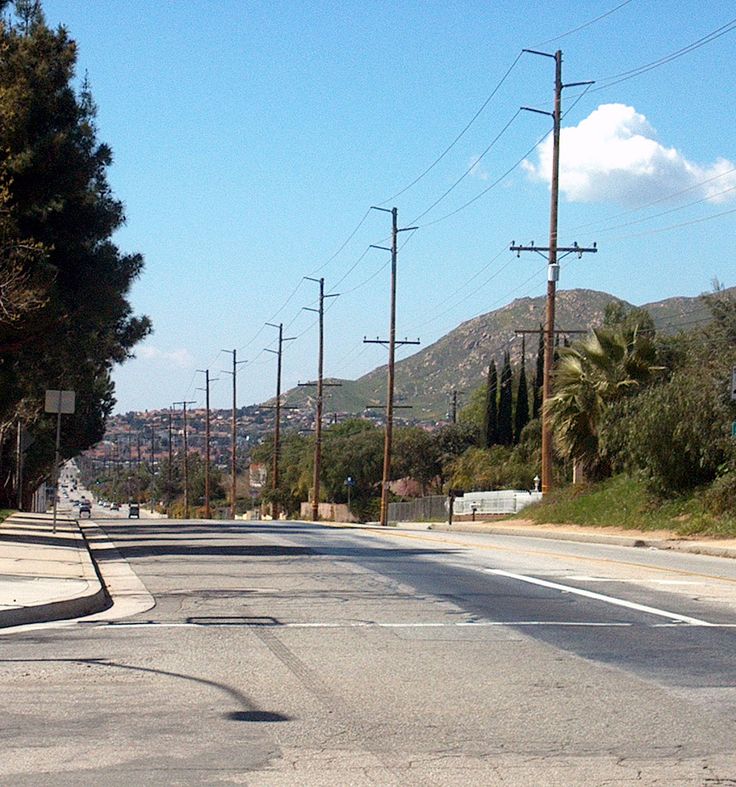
[3,515,736,785]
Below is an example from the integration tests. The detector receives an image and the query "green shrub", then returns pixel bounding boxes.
[702,472,736,516]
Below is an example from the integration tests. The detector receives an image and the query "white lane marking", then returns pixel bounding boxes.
[75,620,736,630]
[487,569,714,626]
[566,576,702,585]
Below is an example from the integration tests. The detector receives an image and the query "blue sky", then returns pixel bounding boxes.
[42,1,736,414]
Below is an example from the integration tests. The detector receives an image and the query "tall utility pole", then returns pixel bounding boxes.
[197,370,218,519]
[136,431,142,503]
[510,49,596,495]
[149,425,156,513]
[302,277,339,521]
[364,206,419,527]
[167,407,173,491]
[265,322,296,520]
[222,349,246,519]
[173,400,196,518]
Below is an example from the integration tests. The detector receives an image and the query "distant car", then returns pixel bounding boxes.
[71,499,80,507]
[79,502,91,518]
[128,504,140,519]
[110,503,120,511]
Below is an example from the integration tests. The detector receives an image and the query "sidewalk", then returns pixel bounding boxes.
[0,511,109,629]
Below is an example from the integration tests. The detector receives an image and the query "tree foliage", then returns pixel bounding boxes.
[545,319,661,481]
[0,4,150,505]
[514,340,529,444]
[483,362,498,448]
[602,292,736,496]
[497,352,513,446]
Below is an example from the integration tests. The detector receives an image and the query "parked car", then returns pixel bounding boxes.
[110,502,120,511]
[128,503,140,519]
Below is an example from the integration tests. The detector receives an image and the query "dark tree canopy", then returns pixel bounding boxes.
[0,3,150,505]
[483,361,498,448]
[497,351,513,446]
[514,339,530,444]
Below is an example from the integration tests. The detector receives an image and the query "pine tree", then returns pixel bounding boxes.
[0,6,150,505]
[483,361,498,447]
[533,325,544,419]
[514,337,530,443]
[497,351,513,446]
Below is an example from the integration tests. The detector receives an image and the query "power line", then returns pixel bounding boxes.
[305,208,372,277]
[533,0,635,47]
[608,204,736,241]
[378,51,524,205]
[565,166,736,234]
[413,246,511,330]
[410,109,522,224]
[591,16,736,92]
[415,84,593,230]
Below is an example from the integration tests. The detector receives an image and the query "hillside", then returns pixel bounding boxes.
[279,287,725,420]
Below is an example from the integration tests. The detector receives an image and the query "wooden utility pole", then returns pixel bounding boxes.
[265,323,296,520]
[222,349,246,520]
[301,277,340,521]
[364,207,419,526]
[511,49,596,494]
[173,400,195,518]
[197,369,218,519]
[167,408,173,492]
[149,425,156,513]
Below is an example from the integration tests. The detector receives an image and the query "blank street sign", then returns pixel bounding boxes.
[45,389,76,414]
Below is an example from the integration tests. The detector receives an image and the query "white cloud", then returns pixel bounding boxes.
[137,345,195,369]
[523,103,736,206]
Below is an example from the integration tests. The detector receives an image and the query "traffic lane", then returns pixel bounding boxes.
[237,524,736,692]
[4,523,736,785]
[7,619,735,785]
[95,519,736,630]
[325,525,736,624]
[95,519,736,692]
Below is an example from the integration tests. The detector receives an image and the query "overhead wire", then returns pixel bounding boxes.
[591,16,736,92]
[414,83,593,229]
[589,184,736,235]
[410,109,522,224]
[565,166,736,233]
[608,204,736,241]
[532,0,635,47]
[413,246,511,331]
[377,51,524,205]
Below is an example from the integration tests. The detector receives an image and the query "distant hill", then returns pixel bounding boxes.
[279,287,727,420]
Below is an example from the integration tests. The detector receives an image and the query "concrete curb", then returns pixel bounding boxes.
[427,523,657,548]
[0,513,111,629]
[319,518,736,559]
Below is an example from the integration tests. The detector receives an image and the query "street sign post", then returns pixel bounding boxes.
[45,390,76,532]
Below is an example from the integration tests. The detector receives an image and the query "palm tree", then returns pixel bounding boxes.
[545,324,661,483]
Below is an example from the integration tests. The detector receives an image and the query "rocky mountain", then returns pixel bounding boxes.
[280,287,724,421]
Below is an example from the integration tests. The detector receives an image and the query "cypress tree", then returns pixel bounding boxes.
[514,338,530,443]
[497,351,513,446]
[533,325,544,419]
[483,361,498,448]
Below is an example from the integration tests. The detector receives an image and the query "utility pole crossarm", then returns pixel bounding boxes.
[509,48,598,496]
